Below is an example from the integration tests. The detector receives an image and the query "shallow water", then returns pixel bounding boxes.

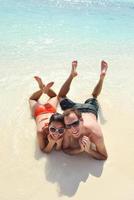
[0,0,134,199]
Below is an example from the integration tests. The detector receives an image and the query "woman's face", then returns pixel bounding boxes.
[49,121,65,140]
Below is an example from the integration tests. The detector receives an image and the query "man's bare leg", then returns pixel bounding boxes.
[92,60,108,98]
[34,76,57,98]
[58,61,78,98]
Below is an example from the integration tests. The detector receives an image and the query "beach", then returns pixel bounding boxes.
[0,0,134,199]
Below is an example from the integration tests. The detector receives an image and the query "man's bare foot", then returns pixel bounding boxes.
[100,60,108,79]
[34,76,45,90]
[71,60,78,78]
[42,82,54,94]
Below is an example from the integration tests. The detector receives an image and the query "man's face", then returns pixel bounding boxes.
[64,112,82,138]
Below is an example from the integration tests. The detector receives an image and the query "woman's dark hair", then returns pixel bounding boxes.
[49,113,65,126]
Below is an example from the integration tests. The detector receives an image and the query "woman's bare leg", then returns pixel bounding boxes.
[29,82,54,101]
[29,90,43,101]
[29,82,54,116]
[92,60,108,98]
[58,61,78,98]
[34,76,57,97]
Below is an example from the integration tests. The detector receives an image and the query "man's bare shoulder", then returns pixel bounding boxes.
[83,119,103,139]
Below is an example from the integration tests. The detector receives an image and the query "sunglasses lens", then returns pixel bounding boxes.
[49,127,56,132]
[66,120,80,129]
[73,120,80,127]
[58,128,64,134]
[49,127,64,134]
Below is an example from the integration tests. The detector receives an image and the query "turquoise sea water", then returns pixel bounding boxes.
[0,0,134,110]
[0,0,134,64]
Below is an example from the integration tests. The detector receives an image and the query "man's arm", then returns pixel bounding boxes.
[63,147,83,155]
[89,125,108,160]
[88,148,107,160]
[93,137,108,160]
[81,133,108,160]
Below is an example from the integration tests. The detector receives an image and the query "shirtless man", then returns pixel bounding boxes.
[58,60,108,160]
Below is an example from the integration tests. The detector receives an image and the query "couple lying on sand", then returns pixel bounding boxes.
[29,60,108,160]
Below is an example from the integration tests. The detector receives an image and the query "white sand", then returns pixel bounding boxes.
[0,58,134,200]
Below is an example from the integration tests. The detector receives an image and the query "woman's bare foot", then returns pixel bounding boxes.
[42,82,54,94]
[100,60,108,79]
[34,76,45,90]
[34,76,54,94]
[71,60,78,78]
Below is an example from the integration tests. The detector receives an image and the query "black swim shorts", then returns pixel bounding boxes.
[60,97,99,119]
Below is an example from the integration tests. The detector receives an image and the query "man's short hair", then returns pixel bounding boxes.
[63,108,82,119]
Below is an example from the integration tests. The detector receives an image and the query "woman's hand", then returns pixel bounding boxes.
[48,134,56,145]
[55,137,63,150]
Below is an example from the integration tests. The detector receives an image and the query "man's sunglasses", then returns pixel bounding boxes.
[65,120,80,129]
[49,127,65,134]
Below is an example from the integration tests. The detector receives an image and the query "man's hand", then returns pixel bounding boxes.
[80,136,107,160]
[79,138,85,152]
[80,136,91,153]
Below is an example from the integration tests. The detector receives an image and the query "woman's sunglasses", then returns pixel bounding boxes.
[49,127,65,134]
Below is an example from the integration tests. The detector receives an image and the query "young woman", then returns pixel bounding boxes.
[29,77,65,153]
[29,60,77,153]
